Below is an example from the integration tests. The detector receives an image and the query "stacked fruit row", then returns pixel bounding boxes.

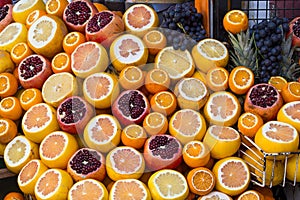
[0,0,300,199]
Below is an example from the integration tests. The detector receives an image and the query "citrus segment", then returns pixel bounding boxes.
[143,111,168,135]
[63,31,86,54]
[0,22,27,52]
[68,179,109,200]
[19,88,43,111]
[121,124,147,149]
[25,9,46,29]
[51,52,72,73]
[10,42,33,64]
[277,101,300,132]
[206,67,229,92]
[155,46,195,81]
[192,38,229,73]
[34,168,73,200]
[17,159,48,195]
[229,66,255,95]
[42,72,78,108]
[106,146,145,181]
[84,114,121,153]
[204,91,241,126]
[110,34,148,72]
[12,0,46,24]
[150,90,177,116]
[182,140,210,168]
[212,157,250,196]
[71,41,109,78]
[4,135,39,174]
[0,118,18,144]
[148,169,189,200]
[22,103,60,143]
[119,66,145,90]
[0,72,18,98]
[281,81,300,103]
[223,10,249,34]
[237,190,264,200]
[238,112,264,138]
[169,109,207,144]
[203,125,241,159]
[110,179,151,200]
[143,29,167,55]
[0,96,23,121]
[268,76,287,93]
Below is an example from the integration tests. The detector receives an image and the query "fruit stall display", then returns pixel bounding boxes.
[0,0,300,199]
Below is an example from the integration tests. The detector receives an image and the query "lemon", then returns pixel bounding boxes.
[0,50,15,73]
[0,22,27,52]
[12,0,46,24]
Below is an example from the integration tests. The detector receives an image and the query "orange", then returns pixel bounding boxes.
[229,66,255,94]
[51,52,72,73]
[84,114,121,153]
[93,3,109,12]
[144,68,171,94]
[41,72,79,108]
[19,88,43,111]
[46,0,69,18]
[155,46,195,81]
[212,156,250,196]
[237,190,264,200]
[268,76,287,93]
[119,65,145,90]
[17,159,48,195]
[106,146,145,181]
[142,111,168,135]
[0,96,23,121]
[3,192,24,200]
[187,167,216,196]
[277,101,300,132]
[254,120,299,159]
[34,168,73,200]
[10,42,33,64]
[206,67,229,92]
[21,103,60,143]
[83,72,120,109]
[237,111,264,138]
[4,135,39,174]
[63,31,86,55]
[182,140,210,168]
[68,179,109,200]
[223,10,249,34]
[39,131,79,169]
[71,41,109,78]
[109,179,151,200]
[25,9,46,29]
[203,125,241,159]
[12,0,46,24]
[150,90,177,116]
[169,108,207,144]
[0,118,18,144]
[203,91,242,126]
[148,169,189,200]
[110,34,148,72]
[123,4,159,37]
[121,124,147,149]
[192,38,229,73]
[281,81,300,102]
[143,29,167,55]
[0,72,18,98]
[173,77,209,110]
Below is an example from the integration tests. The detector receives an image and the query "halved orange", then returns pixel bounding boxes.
[121,124,147,149]
[268,76,287,93]
[25,9,46,29]
[0,96,23,121]
[237,112,264,138]
[142,111,168,135]
[277,101,300,133]
[144,68,170,94]
[45,0,69,18]
[206,67,229,92]
[0,118,18,144]
[51,52,72,73]
[198,191,233,200]
[119,65,145,90]
[281,81,300,102]
[182,140,210,168]
[229,66,255,95]
[143,29,167,55]
[19,88,43,111]
[237,190,264,200]
[12,0,46,24]
[150,90,177,116]
[0,72,19,98]
[223,10,249,34]
[10,42,33,64]
[63,31,86,54]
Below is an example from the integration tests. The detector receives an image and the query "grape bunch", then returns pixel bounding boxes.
[250,17,290,83]
[160,1,207,51]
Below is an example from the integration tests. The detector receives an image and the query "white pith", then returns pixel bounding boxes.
[0,23,23,45]
[13,0,38,12]
[283,101,300,122]
[28,16,57,48]
[233,69,253,89]
[4,136,31,167]
[178,78,208,101]
[113,34,145,63]
[262,121,298,143]
[201,191,231,199]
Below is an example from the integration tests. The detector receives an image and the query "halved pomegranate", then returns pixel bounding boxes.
[288,17,300,47]
[67,148,106,182]
[244,83,283,122]
[85,10,124,48]
[18,54,53,89]
[143,134,182,171]
[112,89,150,127]
[0,4,13,33]
[57,96,95,134]
[63,0,98,33]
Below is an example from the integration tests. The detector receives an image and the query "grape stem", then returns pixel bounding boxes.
[177,22,187,35]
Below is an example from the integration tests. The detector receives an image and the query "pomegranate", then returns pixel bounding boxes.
[244,83,283,122]
[111,89,150,127]
[85,10,124,48]
[288,17,300,47]
[63,0,98,33]
[143,134,182,171]
[0,4,12,33]
[57,96,95,135]
[18,54,53,89]
[67,148,106,182]
[0,0,11,7]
